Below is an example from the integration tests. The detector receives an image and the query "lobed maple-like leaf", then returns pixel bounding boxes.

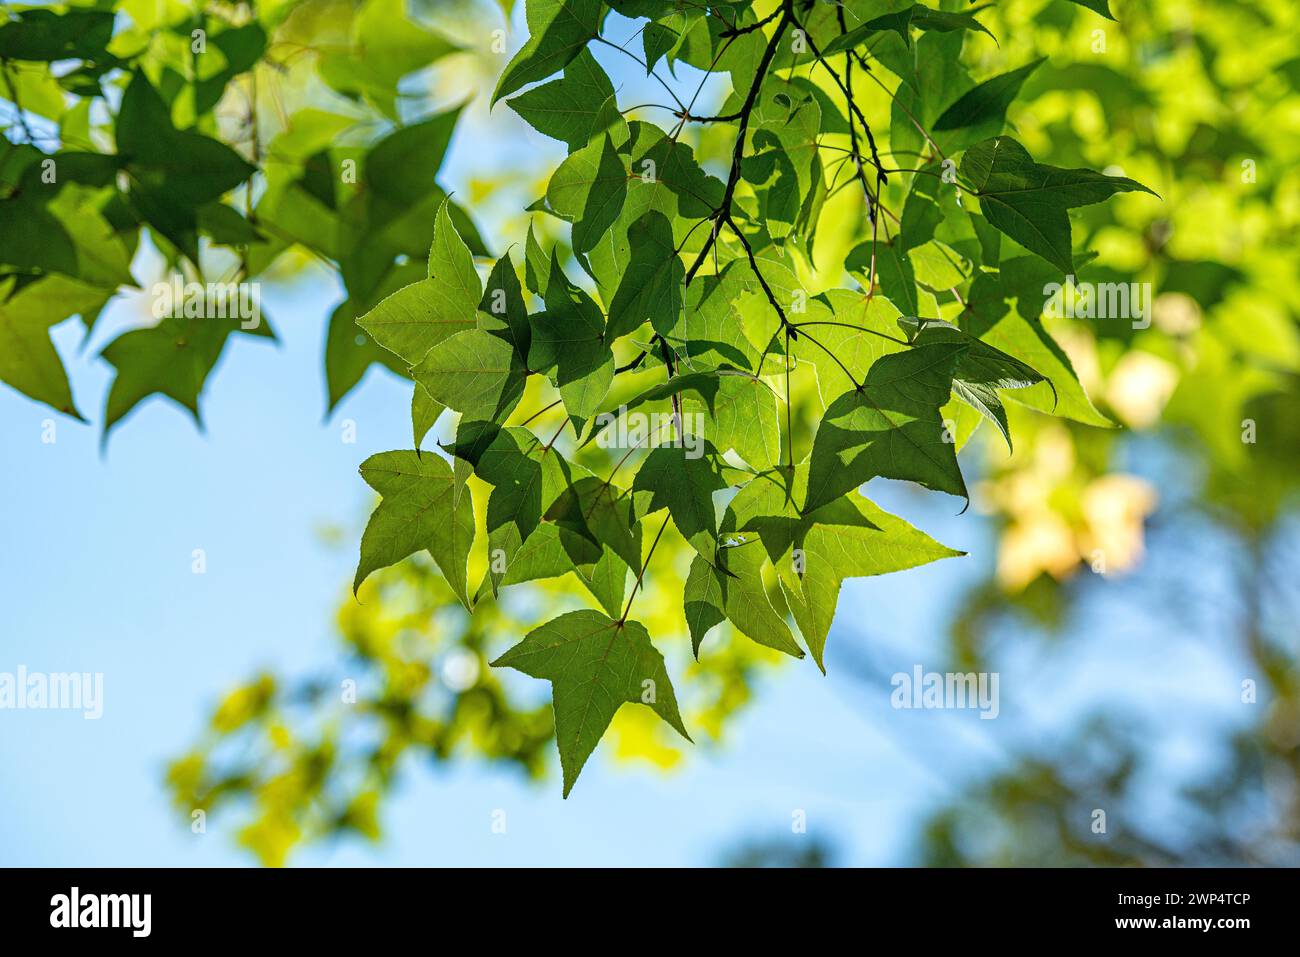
[492,610,690,797]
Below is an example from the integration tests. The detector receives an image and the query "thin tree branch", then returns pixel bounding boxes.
[684,10,791,287]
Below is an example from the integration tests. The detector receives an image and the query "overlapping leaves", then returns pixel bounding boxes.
[0,0,1155,798]
[340,0,1157,797]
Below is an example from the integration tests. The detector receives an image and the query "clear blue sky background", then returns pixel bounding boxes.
[0,9,1246,866]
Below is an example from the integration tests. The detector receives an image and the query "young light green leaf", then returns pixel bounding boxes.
[412,326,526,423]
[847,239,919,315]
[682,373,782,470]
[491,609,690,797]
[357,200,481,365]
[355,278,476,366]
[355,451,475,608]
[684,544,805,659]
[725,465,963,670]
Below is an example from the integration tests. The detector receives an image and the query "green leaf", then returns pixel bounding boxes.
[0,276,109,419]
[197,202,263,246]
[909,5,997,40]
[506,48,617,150]
[324,281,416,414]
[824,4,994,55]
[584,122,722,303]
[898,173,945,253]
[684,543,805,659]
[528,255,614,428]
[116,72,255,259]
[364,107,464,219]
[357,200,481,364]
[479,251,532,356]
[546,474,642,571]
[963,262,1113,427]
[961,136,1156,274]
[725,465,963,669]
[0,159,133,287]
[900,317,1048,451]
[412,327,527,422]
[193,24,267,116]
[355,278,478,366]
[475,426,580,592]
[847,239,919,314]
[745,78,821,239]
[607,210,683,339]
[524,221,549,296]
[485,516,640,616]
[661,260,763,372]
[804,343,968,514]
[0,8,114,62]
[632,443,727,559]
[885,29,971,161]
[492,609,689,797]
[491,0,603,105]
[99,316,253,438]
[546,133,628,255]
[584,370,726,450]
[412,382,444,448]
[669,4,768,90]
[642,19,681,73]
[682,373,781,470]
[1061,0,1115,20]
[795,291,908,405]
[493,468,640,578]
[354,451,475,608]
[933,57,1045,134]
